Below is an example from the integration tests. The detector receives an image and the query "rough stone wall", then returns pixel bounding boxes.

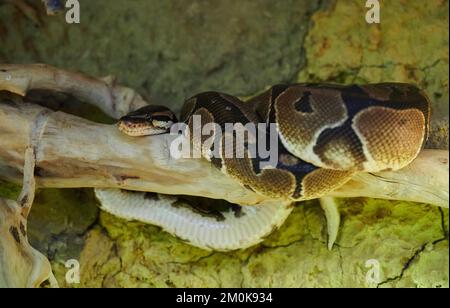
[0,0,448,287]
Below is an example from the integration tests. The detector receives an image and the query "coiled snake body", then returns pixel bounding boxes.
[95,83,430,251]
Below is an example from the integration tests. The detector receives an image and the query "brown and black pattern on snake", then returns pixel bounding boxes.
[117,83,430,201]
[110,82,431,250]
[182,92,297,199]
[266,83,430,172]
[182,90,355,200]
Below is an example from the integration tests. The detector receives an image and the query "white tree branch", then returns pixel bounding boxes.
[0,102,447,207]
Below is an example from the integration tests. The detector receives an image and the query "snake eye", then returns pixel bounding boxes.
[145,114,152,122]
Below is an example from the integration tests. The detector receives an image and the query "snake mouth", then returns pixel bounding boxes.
[117,120,169,136]
[117,106,176,136]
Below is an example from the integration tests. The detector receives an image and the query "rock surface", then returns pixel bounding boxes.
[0,0,448,287]
[76,200,447,288]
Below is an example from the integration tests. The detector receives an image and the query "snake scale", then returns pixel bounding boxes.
[95,83,430,251]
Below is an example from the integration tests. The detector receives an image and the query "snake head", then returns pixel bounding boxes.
[117,105,177,136]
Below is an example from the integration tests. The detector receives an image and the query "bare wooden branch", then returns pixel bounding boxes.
[0,102,447,207]
[0,63,148,119]
[0,102,267,205]
[0,198,56,288]
[0,145,57,288]
[329,150,448,207]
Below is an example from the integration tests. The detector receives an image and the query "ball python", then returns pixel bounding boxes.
[95,83,430,251]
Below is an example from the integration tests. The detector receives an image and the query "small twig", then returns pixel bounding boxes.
[17,147,36,217]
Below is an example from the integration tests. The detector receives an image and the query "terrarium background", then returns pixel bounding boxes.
[0,0,448,287]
